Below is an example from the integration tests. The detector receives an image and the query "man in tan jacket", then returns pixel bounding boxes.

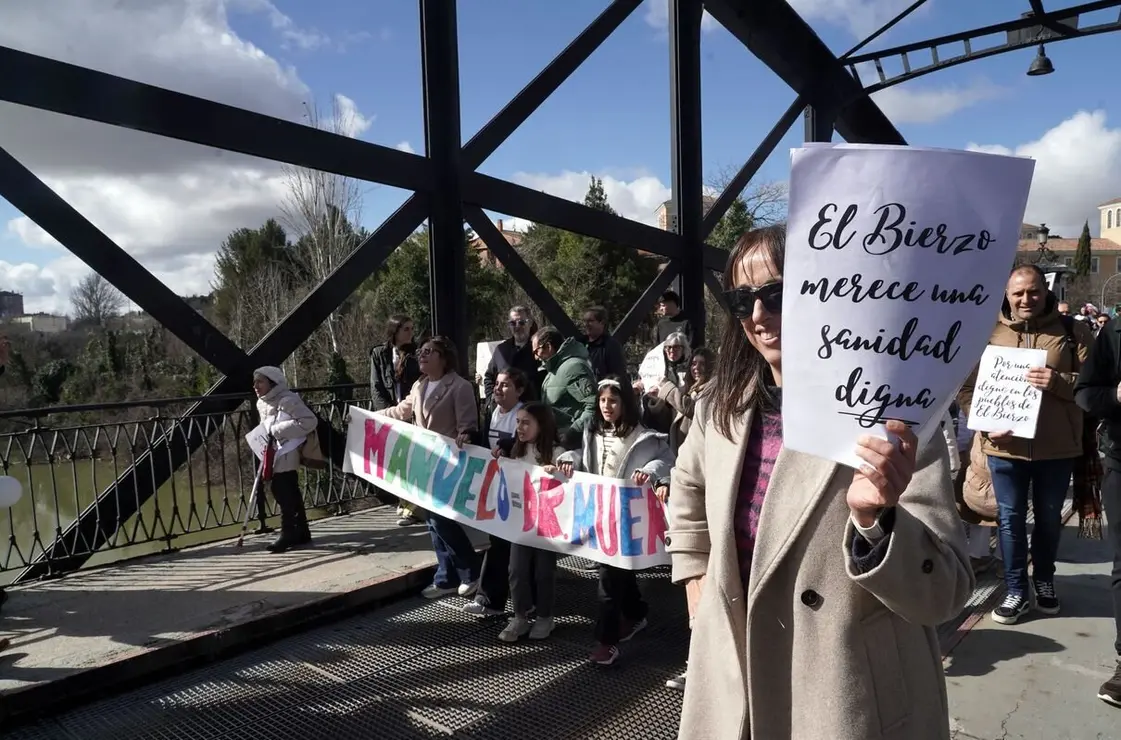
[959,264,1092,625]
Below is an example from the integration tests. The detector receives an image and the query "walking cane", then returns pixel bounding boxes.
[235,464,264,549]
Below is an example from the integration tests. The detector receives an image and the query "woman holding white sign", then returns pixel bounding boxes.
[252,366,318,553]
[666,225,972,740]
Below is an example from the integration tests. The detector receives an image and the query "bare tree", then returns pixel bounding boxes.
[70,272,125,326]
[280,98,368,357]
[706,165,788,228]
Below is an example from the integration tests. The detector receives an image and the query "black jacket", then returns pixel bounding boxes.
[483,337,542,405]
[1075,317,1121,468]
[583,333,627,381]
[369,342,420,411]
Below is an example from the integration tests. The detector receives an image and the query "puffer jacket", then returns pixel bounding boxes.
[558,424,675,483]
[958,293,1092,461]
[254,366,318,474]
[541,337,598,436]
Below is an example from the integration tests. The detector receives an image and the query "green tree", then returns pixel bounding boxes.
[211,219,299,329]
[542,177,660,323]
[709,196,752,251]
[1074,220,1093,276]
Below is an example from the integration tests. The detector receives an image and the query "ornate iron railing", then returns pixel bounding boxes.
[0,385,382,582]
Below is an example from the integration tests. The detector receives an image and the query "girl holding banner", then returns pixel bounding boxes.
[495,401,565,642]
[557,376,674,666]
[666,226,972,740]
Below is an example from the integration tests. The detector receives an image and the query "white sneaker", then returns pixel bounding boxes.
[422,584,457,599]
[458,581,479,598]
[463,599,503,617]
[665,670,687,690]
[498,616,531,643]
[528,617,555,640]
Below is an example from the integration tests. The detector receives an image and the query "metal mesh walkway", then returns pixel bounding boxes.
[9,558,688,740]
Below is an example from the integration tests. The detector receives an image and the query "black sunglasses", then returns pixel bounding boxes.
[723,282,783,318]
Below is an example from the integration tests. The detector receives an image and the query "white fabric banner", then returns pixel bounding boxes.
[782,144,1035,467]
[342,407,671,570]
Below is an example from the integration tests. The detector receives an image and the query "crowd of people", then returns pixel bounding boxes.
[240,225,1121,739]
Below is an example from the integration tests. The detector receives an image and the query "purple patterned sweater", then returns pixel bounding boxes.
[733,408,784,592]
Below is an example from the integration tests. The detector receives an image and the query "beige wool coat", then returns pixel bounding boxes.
[383,372,478,439]
[667,400,974,740]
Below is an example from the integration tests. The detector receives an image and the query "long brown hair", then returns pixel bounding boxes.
[510,401,560,465]
[711,224,786,439]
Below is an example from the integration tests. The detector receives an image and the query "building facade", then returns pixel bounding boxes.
[1016,200,1121,309]
[0,290,24,320]
[10,313,69,334]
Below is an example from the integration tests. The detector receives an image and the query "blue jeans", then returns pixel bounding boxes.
[987,455,1075,597]
[427,513,481,588]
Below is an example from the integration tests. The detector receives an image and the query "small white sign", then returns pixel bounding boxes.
[245,423,305,461]
[475,341,501,399]
[781,144,1036,468]
[966,346,1047,438]
[638,342,666,391]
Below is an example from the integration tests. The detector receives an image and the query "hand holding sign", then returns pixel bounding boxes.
[1025,366,1057,392]
[848,420,918,526]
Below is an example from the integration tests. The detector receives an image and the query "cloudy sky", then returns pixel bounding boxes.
[1,0,1119,314]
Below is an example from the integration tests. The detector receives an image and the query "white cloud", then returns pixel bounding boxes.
[0,0,377,315]
[788,0,920,40]
[395,141,416,154]
[642,0,718,33]
[868,71,1004,124]
[967,110,1121,238]
[334,94,373,138]
[233,0,331,51]
[508,170,671,226]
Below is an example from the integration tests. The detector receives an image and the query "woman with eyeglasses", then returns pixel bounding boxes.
[370,314,423,526]
[381,336,484,599]
[666,225,972,740]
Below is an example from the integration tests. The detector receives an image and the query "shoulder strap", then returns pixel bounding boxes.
[1058,314,1079,371]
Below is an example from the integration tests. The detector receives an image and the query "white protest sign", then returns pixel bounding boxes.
[475,341,501,398]
[245,423,305,461]
[966,346,1047,438]
[638,343,666,390]
[782,144,1035,468]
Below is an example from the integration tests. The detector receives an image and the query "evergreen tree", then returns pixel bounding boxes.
[1074,220,1093,277]
[709,196,752,251]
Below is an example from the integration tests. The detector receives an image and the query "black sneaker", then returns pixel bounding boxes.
[991,593,1030,625]
[1032,579,1061,615]
[1098,660,1121,707]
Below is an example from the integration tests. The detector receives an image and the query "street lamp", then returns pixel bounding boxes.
[1027,44,1055,76]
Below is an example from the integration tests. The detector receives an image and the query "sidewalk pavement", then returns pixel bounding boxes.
[946,519,1120,740]
[0,505,486,727]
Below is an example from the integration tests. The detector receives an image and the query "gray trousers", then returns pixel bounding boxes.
[509,544,556,618]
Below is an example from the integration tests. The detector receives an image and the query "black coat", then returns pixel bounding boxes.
[483,337,543,405]
[1075,317,1121,468]
[584,333,627,381]
[369,342,420,411]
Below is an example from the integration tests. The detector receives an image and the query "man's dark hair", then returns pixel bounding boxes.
[533,326,564,351]
[660,290,681,306]
[583,305,608,323]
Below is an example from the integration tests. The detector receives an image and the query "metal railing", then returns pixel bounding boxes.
[0,384,384,582]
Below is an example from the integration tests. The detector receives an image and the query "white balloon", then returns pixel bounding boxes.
[0,476,22,508]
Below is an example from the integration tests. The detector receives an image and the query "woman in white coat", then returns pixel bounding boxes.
[253,366,318,553]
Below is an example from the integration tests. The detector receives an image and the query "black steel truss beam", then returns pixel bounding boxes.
[0,146,249,378]
[16,197,428,583]
[704,269,729,310]
[669,0,706,348]
[615,262,682,345]
[462,0,642,169]
[421,0,468,359]
[703,0,906,145]
[845,0,1121,94]
[0,46,434,193]
[702,95,803,239]
[804,106,836,143]
[463,206,579,338]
